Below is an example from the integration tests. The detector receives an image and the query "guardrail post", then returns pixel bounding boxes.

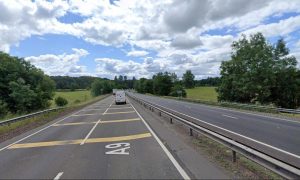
[189,128,193,136]
[151,107,154,112]
[232,150,237,162]
[170,117,173,124]
[159,111,161,116]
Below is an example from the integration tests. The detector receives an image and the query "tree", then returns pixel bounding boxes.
[182,70,195,88]
[153,72,173,96]
[0,52,55,114]
[217,33,300,108]
[169,84,187,97]
[91,80,112,97]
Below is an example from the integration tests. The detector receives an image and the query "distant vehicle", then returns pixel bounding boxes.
[113,89,118,95]
[115,91,126,104]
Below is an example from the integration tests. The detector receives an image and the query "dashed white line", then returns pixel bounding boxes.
[222,114,238,119]
[54,172,64,180]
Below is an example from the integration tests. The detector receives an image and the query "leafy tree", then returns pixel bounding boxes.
[182,70,195,88]
[0,100,8,118]
[217,33,299,108]
[153,72,173,96]
[0,52,55,114]
[169,84,187,97]
[91,80,112,96]
[55,96,68,107]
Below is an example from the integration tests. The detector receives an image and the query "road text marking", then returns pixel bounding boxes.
[105,142,130,155]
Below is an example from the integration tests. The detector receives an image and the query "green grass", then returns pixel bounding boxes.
[51,90,93,107]
[185,86,218,102]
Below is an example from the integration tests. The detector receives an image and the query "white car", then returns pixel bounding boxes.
[115,91,126,105]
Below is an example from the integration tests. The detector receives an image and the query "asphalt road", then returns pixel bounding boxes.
[0,96,190,179]
[128,93,300,158]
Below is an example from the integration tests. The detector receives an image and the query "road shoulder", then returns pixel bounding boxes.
[130,98,229,179]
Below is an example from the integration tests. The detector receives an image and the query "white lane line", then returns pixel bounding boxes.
[80,118,101,145]
[222,114,238,119]
[54,172,64,180]
[103,102,113,115]
[80,101,113,145]
[133,96,300,159]
[0,96,113,152]
[129,100,190,180]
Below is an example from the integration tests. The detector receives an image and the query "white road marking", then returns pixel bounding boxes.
[134,96,300,159]
[172,97,300,124]
[129,99,191,180]
[0,96,112,152]
[80,101,113,145]
[105,143,130,155]
[53,172,63,180]
[103,103,113,115]
[80,118,102,145]
[222,114,238,119]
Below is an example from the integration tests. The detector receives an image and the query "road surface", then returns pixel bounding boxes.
[128,93,300,157]
[0,96,190,179]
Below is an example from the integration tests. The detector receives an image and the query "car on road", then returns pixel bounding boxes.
[115,91,126,104]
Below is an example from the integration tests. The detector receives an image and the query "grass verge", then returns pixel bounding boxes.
[192,132,282,179]
[185,86,218,102]
[51,90,93,107]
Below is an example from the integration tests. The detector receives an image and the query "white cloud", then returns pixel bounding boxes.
[127,50,149,57]
[1,0,300,78]
[25,48,89,76]
[241,15,300,37]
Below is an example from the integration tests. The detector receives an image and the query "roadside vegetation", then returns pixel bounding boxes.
[51,90,92,107]
[134,32,300,110]
[0,52,55,119]
[185,87,218,102]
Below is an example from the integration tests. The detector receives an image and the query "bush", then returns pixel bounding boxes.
[169,84,187,97]
[55,96,68,107]
[74,99,81,104]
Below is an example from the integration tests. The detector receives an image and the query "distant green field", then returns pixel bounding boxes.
[185,87,218,102]
[51,90,92,107]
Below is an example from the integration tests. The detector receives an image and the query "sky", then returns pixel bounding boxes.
[1,0,300,80]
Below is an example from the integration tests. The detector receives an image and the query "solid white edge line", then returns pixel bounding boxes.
[129,100,190,180]
[80,101,113,145]
[54,172,64,180]
[131,94,300,159]
[0,96,113,152]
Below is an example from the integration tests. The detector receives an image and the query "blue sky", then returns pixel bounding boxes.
[1,0,300,79]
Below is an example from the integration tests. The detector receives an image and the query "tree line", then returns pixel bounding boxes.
[134,70,195,97]
[218,33,300,108]
[195,77,221,86]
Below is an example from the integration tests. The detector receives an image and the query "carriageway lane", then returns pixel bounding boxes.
[128,92,300,156]
[0,96,185,179]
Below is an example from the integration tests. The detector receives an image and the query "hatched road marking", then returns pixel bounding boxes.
[8,133,152,149]
[52,118,141,126]
[104,111,135,115]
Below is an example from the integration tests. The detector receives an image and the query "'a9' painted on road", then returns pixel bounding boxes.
[105,143,130,155]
